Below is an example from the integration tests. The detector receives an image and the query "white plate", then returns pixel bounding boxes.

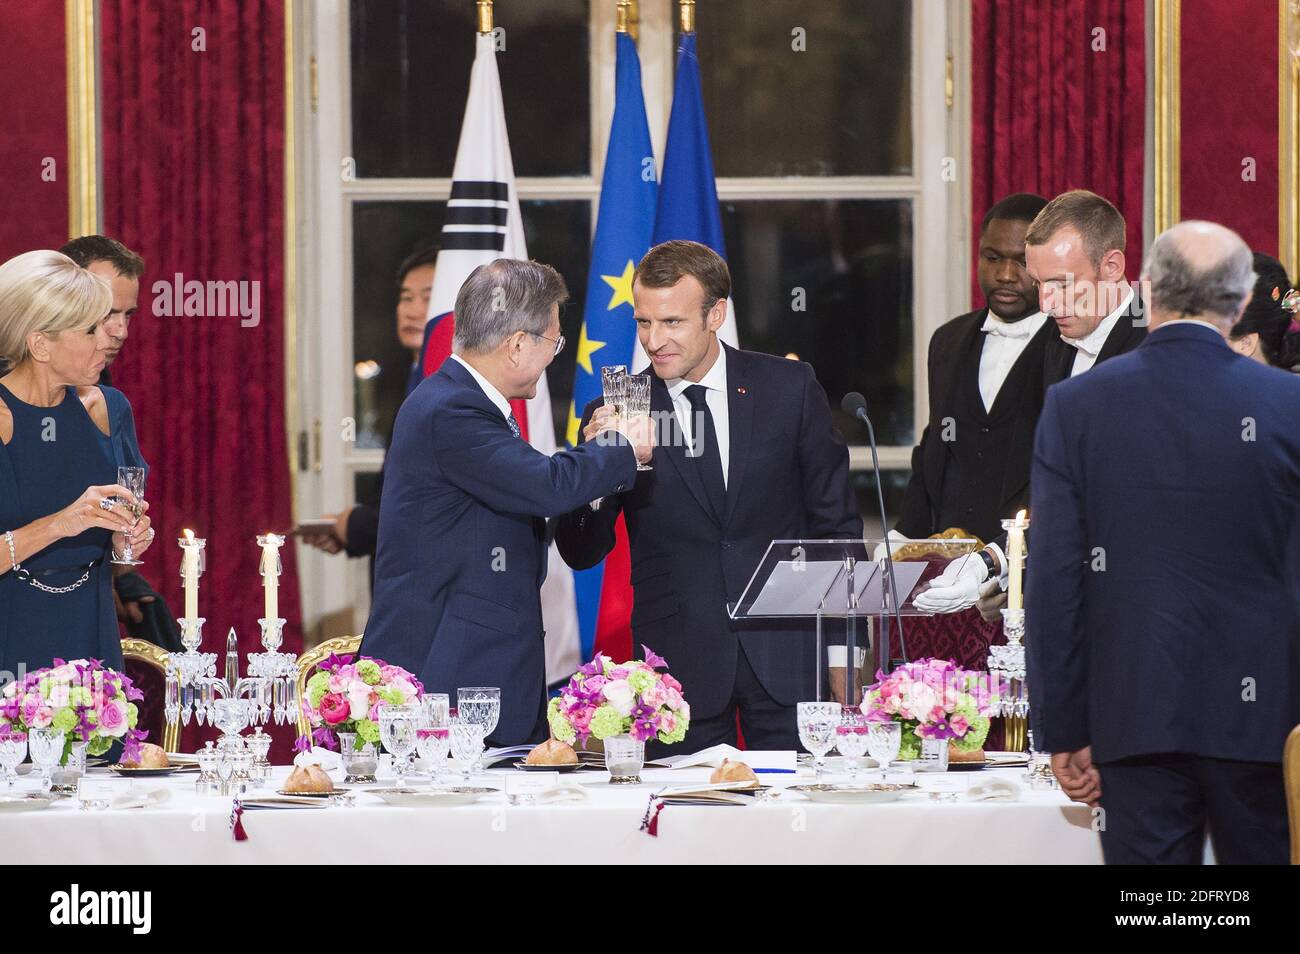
[369,786,496,807]
[790,783,916,805]
[0,793,58,813]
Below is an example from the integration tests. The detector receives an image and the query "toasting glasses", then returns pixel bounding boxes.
[111,466,147,565]
[600,365,653,471]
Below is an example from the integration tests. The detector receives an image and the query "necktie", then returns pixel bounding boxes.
[684,384,726,521]
[507,412,522,439]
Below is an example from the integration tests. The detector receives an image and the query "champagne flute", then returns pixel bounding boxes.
[111,466,147,565]
[456,687,500,767]
[600,365,628,417]
[796,701,841,778]
[624,373,653,471]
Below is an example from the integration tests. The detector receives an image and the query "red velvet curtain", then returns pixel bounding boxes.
[971,0,1146,288]
[0,0,69,261]
[99,1,301,759]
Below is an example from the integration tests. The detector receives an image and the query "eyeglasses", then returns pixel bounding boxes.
[530,331,566,357]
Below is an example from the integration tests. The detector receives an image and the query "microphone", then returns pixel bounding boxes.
[841,392,908,668]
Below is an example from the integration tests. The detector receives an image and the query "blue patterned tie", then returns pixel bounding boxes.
[507,412,522,439]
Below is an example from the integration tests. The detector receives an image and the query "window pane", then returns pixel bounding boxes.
[351,199,591,451]
[720,199,914,447]
[352,201,443,450]
[350,0,591,178]
[684,0,911,177]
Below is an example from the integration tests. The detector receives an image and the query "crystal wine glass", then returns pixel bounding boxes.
[421,693,450,726]
[796,701,841,777]
[834,706,871,782]
[111,466,147,565]
[456,687,500,756]
[28,727,64,793]
[624,373,653,471]
[0,731,27,789]
[601,365,628,417]
[379,704,419,784]
[449,721,485,783]
[415,716,451,788]
[866,720,902,783]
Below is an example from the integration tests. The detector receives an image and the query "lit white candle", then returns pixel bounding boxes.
[1007,510,1027,611]
[181,529,199,619]
[259,533,282,621]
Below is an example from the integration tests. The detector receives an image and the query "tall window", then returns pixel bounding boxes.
[297,0,959,634]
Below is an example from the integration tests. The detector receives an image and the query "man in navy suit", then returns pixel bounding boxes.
[555,241,862,753]
[361,259,651,746]
[1027,221,1300,864]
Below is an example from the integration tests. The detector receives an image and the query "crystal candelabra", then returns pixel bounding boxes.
[989,607,1028,752]
[164,535,299,731]
[987,513,1030,753]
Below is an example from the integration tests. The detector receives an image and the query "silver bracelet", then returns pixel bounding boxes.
[4,530,16,573]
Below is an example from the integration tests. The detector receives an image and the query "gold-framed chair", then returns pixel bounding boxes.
[1285,723,1300,865]
[294,635,362,746]
[119,638,181,752]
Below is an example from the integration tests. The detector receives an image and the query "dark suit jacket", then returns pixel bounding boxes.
[896,309,1053,542]
[1042,293,1148,389]
[554,345,862,719]
[1026,323,1300,764]
[360,357,638,745]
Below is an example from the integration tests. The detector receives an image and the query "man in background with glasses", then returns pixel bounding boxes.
[361,258,652,746]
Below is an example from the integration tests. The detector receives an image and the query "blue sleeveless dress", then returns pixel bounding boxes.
[0,383,123,680]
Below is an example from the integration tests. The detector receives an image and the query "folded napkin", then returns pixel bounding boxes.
[110,788,173,810]
[964,778,1021,802]
[534,783,589,805]
[293,747,341,771]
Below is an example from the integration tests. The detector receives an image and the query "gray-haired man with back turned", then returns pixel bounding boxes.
[360,259,653,745]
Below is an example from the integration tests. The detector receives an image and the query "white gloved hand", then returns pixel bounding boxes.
[872,529,908,563]
[911,551,989,614]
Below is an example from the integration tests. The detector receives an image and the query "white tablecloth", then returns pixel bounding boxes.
[2,760,1103,865]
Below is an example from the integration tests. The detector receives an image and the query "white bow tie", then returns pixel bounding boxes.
[981,316,1035,339]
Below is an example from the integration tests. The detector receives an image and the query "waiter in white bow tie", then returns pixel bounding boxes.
[917,189,1148,615]
[893,193,1054,563]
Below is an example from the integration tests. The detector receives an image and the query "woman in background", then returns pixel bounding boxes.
[1228,252,1300,371]
[0,251,154,682]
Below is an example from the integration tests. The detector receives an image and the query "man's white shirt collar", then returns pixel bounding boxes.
[666,346,728,398]
[451,353,512,420]
[1062,287,1135,357]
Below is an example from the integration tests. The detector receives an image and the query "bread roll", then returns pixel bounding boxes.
[709,758,759,785]
[525,738,578,765]
[121,742,170,769]
[948,745,986,764]
[283,763,335,793]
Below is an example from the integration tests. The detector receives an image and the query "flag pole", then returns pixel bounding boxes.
[476,0,493,35]
[678,0,694,35]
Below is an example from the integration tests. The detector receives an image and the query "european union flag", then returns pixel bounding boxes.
[652,32,725,257]
[568,31,658,657]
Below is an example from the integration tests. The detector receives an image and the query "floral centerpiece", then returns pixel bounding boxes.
[547,646,690,748]
[0,658,147,763]
[862,657,997,760]
[299,653,423,753]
